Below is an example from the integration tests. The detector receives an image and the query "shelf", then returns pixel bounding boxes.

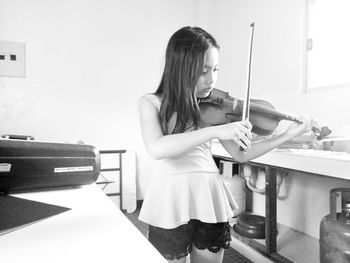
[231,222,319,263]
[98,150,126,212]
[211,141,350,180]
[100,168,121,172]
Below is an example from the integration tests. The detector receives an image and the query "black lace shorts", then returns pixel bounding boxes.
[148,220,231,260]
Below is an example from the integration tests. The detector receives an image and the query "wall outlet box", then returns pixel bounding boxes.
[0,40,26,77]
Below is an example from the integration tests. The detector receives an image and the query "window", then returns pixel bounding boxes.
[305,0,350,92]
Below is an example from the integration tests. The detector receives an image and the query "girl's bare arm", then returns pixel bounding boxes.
[139,96,251,159]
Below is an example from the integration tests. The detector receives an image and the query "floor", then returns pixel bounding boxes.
[124,206,253,263]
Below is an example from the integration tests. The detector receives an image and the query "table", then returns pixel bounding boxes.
[0,184,166,263]
[211,141,350,263]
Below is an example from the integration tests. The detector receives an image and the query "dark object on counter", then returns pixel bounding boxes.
[1,134,35,140]
[319,188,350,263]
[317,126,332,140]
[0,140,101,194]
[233,214,266,239]
[0,195,70,235]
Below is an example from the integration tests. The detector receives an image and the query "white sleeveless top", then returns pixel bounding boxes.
[138,94,238,229]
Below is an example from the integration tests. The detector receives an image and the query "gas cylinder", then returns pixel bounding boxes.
[319,188,350,263]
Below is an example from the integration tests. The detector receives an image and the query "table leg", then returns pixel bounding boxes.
[265,166,277,253]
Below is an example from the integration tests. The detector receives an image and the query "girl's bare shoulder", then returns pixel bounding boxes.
[139,93,161,111]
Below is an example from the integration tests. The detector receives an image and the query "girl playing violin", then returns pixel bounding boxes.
[138,26,316,263]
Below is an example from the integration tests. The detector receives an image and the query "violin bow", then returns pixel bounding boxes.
[242,22,255,122]
[240,23,326,139]
[238,23,255,152]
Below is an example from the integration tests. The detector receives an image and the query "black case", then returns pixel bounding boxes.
[0,140,101,194]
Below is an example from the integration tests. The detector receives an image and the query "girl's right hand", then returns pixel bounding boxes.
[215,120,253,150]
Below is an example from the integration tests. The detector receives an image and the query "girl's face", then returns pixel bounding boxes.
[195,47,219,98]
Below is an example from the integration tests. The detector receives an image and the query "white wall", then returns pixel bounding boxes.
[0,0,199,199]
[196,0,350,239]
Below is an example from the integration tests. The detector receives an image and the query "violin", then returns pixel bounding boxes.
[199,23,331,139]
[198,88,330,138]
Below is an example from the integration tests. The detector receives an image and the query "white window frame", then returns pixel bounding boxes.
[303,0,350,94]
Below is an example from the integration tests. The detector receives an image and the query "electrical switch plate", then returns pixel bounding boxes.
[0,40,26,77]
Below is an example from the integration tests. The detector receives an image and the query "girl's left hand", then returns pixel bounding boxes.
[287,115,317,136]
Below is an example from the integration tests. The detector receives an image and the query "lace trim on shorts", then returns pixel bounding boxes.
[148,220,231,260]
[148,224,193,260]
[192,220,231,253]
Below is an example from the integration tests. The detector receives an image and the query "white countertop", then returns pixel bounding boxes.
[0,184,166,263]
[211,142,350,180]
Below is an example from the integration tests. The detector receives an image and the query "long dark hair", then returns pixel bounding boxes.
[155,26,219,135]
